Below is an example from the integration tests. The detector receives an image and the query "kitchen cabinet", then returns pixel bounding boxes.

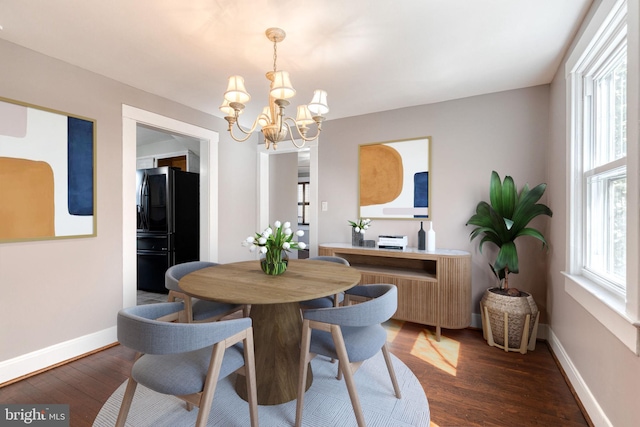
[136,150,200,172]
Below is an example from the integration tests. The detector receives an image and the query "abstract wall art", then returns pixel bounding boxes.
[0,97,96,242]
[359,136,431,220]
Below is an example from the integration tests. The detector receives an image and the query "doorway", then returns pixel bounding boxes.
[257,139,319,258]
[122,105,219,308]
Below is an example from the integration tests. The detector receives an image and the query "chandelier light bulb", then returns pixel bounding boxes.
[258,106,272,127]
[219,99,235,116]
[296,105,314,126]
[308,90,329,116]
[270,71,296,100]
[224,75,251,104]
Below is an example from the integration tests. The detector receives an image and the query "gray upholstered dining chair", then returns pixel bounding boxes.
[295,284,402,427]
[115,302,258,427]
[166,261,248,322]
[299,256,350,309]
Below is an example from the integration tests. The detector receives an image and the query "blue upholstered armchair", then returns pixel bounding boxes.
[299,256,350,309]
[296,284,402,427]
[165,261,248,322]
[115,302,258,427]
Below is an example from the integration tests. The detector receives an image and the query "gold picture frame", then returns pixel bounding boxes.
[358,136,431,220]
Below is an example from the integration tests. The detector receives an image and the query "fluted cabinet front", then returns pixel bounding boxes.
[319,244,471,340]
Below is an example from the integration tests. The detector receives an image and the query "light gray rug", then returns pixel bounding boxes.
[94,351,429,426]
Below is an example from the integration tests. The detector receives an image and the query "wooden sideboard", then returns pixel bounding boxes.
[319,243,471,340]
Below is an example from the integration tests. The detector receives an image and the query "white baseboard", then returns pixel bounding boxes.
[0,326,117,385]
[547,328,612,427]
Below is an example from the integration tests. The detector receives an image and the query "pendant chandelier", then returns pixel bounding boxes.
[220,28,329,150]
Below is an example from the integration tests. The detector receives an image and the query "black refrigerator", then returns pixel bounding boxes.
[136,167,199,293]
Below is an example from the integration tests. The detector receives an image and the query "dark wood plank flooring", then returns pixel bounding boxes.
[0,322,590,427]
[386,323,591,426]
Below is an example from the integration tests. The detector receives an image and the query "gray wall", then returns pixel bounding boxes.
[317,86,551,320]
[0,38,258,367]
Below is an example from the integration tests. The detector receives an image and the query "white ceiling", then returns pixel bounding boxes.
[0,0,591,125]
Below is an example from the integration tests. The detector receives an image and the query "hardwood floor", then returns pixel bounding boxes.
[386,323,591,427]
[0,320,590,427]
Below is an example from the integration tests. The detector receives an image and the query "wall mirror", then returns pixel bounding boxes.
[358,136,431,220]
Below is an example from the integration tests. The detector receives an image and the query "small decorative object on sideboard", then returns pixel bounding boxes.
[348,218,371,247]
[418,221,426,250]
[427,222,436,252]
[243,220,306,275]
[378,235,408,250]
[363,240,376,248]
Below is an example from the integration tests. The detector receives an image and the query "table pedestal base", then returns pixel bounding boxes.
[236,302,312,405]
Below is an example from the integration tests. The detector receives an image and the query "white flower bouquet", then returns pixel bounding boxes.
[348,218,372,234]
[243,220,306,275]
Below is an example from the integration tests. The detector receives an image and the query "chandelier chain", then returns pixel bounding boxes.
[273,40,278,73]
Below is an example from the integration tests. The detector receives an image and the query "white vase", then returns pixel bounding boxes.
[427,222,436,252]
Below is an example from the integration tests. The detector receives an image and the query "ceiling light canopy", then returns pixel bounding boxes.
[220,28,329,150]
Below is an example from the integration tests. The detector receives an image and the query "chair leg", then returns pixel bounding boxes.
[115,377,138,427]
[295,319,313,427]
[184,297,194,323]
[243,328,259,427]
[194,342,225,427]
[381,343,402,398]
[331,325,366,427]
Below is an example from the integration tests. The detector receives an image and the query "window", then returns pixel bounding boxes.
[565,0,639,353]
[582,37,627,294]
[298,182,309,225]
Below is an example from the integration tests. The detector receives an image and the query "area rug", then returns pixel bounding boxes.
[94,351,429,426]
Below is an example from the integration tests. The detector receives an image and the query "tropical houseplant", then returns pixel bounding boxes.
[466,170,552,353]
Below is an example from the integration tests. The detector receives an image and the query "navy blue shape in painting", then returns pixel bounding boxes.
[67,117,94,215]
[413,171,428,218]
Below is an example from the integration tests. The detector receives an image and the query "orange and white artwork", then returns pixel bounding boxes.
[0,98,95,242]
[359,136,431,220]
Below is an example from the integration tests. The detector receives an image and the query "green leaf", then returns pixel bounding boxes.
[465,171,552,281]
[515,227,549,249]
[489,171,503,214]
[500,174,517,219]
[494,241,518,274]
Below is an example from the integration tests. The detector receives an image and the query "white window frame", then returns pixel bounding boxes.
[564,0,640,354]
[298,182,310,226]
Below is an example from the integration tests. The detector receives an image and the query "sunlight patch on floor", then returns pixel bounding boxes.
[384,319,403,342]
[410,328,460,377]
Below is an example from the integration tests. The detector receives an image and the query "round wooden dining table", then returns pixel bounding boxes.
[179,259,362,405]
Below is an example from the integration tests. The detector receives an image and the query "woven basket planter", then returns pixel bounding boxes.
[480,288,540,354]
